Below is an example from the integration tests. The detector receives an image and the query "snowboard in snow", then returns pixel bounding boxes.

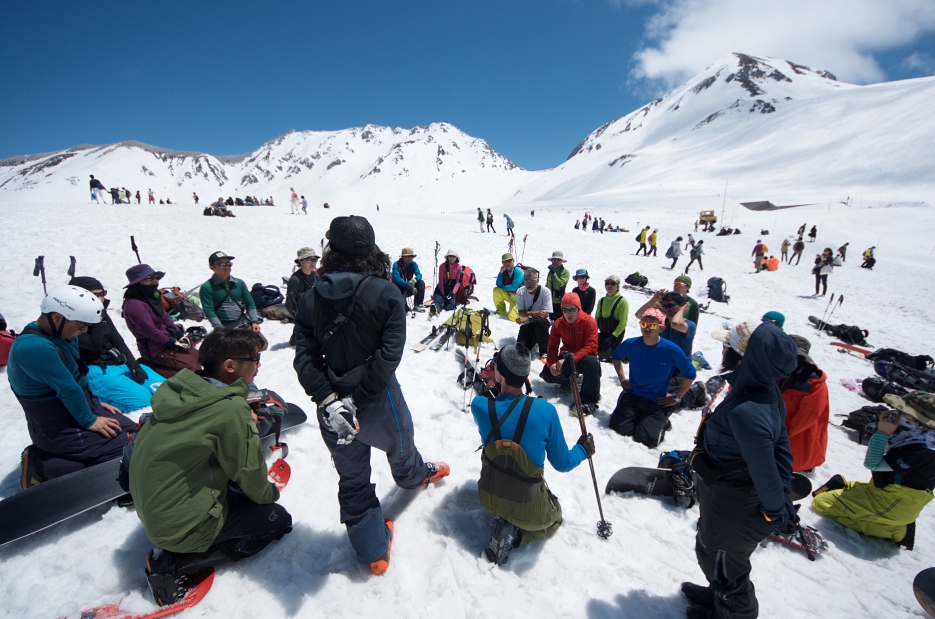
[73,568,215,619]
[831,342,872,355]
[605,467,812,501]
[0,404,307,547]
[914,567,935,618]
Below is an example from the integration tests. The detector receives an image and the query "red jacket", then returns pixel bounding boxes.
[783,370,830,472]
[0,330,13,366]
[546,293,598,365]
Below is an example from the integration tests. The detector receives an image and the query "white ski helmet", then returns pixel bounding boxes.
[40,285,104,324]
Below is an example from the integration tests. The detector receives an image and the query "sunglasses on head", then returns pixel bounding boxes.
[231,353,261,364]
[214,262,233,268]
[639,321,660,330]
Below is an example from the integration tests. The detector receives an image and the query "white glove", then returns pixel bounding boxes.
[324,397,359,445]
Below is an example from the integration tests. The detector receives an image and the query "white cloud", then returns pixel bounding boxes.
[631,0,935,87]
[900,51,935,74]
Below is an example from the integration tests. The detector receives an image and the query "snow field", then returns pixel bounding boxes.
[0,199,934,618]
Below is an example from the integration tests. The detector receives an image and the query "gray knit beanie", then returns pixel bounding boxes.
[496,343,531,388]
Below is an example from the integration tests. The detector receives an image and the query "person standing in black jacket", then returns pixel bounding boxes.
[293,216,449,576]
[682,323,798,619]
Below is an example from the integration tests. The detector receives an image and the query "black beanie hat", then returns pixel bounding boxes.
[69,276,104,291]
[496,343,531,388]
[328,216,376,256]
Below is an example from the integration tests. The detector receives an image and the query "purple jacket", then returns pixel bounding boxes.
[122,298,180,359]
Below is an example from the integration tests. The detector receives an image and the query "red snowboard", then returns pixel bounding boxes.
[74,569,214,619]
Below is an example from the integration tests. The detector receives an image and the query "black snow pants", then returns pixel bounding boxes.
[695,477,773,619]
[608,392,673,448]
[538,354,601,404]
[517,318,551,357]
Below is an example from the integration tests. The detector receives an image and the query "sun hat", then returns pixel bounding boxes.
[550,251,566,262]
[711,321,756,355]
[295,247,320,263]
[124,264,165,288]
[885,391,935,429]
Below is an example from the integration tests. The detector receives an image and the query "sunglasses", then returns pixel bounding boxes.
[231,353,261,364]
[141,275,161,283]
[91,290,107,298]
[661,303,679,310]
[639,321,661,330]
[561,306,579,314]
[214,262,233,268]
[303,258,318,263]
[762,318,776,324]
[605,282,618,286]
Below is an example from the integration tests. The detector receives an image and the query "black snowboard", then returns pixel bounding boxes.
[605,467,812,501]
[0,404,307,547]
[915,568,935,617]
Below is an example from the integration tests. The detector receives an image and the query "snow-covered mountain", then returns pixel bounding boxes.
[503,53,935,210]
[0,123,536,211]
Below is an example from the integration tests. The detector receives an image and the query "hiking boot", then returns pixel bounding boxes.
[20,445,46,490]
[429,306,439,317]
[414,305,426,313]
[812,474,846,497]
[664,419,673,432]
[897,521,916,551]
[685,603,716,619]
[681,582,715,609]
[369,521,394,576]
[422,462,450,485]
[145,549,192,607]
[485,517,519,566]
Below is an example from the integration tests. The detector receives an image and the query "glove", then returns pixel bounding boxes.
[169,337,192,351]
[406,281,415,296]
[323,397,359,445]
[576,433,595,457]
[129,365,149,384]
[766,495,800,536]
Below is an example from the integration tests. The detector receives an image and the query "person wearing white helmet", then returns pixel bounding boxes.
[8,285,138,487]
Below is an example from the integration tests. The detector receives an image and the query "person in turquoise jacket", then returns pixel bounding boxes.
[493,252,525,321]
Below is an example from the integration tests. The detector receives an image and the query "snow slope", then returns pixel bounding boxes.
[1,199,934,618]
[0,123,537,212]
[503,53,935,210]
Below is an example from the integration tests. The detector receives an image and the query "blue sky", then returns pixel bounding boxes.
[2,1,934,170]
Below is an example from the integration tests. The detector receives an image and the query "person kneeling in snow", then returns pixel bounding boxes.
[539,292,601,415]
[132,328,292,606]
[812,391,935,551]
[472,343,594,565]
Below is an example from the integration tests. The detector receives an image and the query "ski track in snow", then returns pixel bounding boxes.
[0,200,933,619]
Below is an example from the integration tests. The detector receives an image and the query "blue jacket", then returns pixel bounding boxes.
[472,394,585,471]
[495,266,525,293]
[391,260,422,289]
[701,323,797,518]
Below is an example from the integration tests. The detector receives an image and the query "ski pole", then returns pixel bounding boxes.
[562,352,613,539]
[33,255,47,295]
[67,256,77,278]
[817,293,835,329]
[130,236,142,264]
[520,235,527,264]
[825,295,844,324]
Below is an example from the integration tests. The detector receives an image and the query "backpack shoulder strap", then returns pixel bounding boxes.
[608,296,622,317]
[512,396,536,445]
[482,396,525,449]
[532,286,541,304]
[319,275,375,349]
[19,325,69,365]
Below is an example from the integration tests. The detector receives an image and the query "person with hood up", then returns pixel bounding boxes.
[293,215,449,576]
[539,292,601,415]
[667,237,683,269]
[132,329,292,607]
[812,390,935,551]
[780,335,829,472]
[681,322,798,619]
[503,213,515,238]
[70,276,164,412]
[430,249,463,315]
[493,252,525,321]
[122,264,202,378]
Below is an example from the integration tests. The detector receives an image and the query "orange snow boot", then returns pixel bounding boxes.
[422,462,450,485]
[370,520,394,576]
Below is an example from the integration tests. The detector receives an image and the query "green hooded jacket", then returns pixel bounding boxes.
[129,370,278,553]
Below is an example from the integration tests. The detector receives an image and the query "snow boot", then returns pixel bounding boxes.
[423,462,450,485]
[485,517,519,566]
[145,549,192,607]
[20,445,46,489]
[681,582,715,609]
[685,603,716,619]
[897,521,916,551]
[369,520,394,576]
[812,474,846,497]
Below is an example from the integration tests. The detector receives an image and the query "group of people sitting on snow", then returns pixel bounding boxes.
[2,214,931,619]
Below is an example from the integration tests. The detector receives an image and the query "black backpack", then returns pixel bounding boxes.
[827,324,869,346]
[707,277,729,303]
[861,376,908,403]
[874,360,935,392]
[203,207,214,216]
[625,272,648,287]
[866,348,934,372]
[839,405,887,445]
[250,283,285,310]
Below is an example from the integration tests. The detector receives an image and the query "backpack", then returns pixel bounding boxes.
[707,277,729,303]
[451,307,492,348]
[261,303,293,322]
[861,376,908,403]
[874,360,935,392]
[635,232,642,242]
[251,283,285,310]
[866,348,934,372]
[827,324,869,346]
[203,207,214,216]
[625,272,648,287]
[840,405,887,445]
[665,245,675,259]
[455,266,476,304]
[160,287,205,322]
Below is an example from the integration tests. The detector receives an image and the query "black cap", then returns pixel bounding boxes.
[327,216,376,256]
[209,251,235,266]
[69,276,104,291]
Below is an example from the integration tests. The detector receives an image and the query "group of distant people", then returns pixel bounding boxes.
[89,176,160,205]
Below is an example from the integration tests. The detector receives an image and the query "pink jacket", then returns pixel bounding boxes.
[436,262,463,297]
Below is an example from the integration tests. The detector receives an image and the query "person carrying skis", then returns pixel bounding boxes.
[608,307,696,447]
[70,276,164,412]
[503,213,515,238]
[812,390,935,551]
[808,225,818,242]
[391,247,426,311]
[681,322,797,619]
[472,342,594,565]
[780,335,829,472]
[477,207,485,233]
[293,215,449,575]
[648,229,659,256]
[539,293,601,415]
[486,208,497,233]
[430,249,463,315]
[685,240,704,273]
[545,251,570,320]
[780,238,791,263]
[812,247,835,296]
[133,328,292,606]
[200,251,262,331]
[515,268,552,359]
[595,275,628,362]
[89,175,107,203]
[667,237,683,269]
[571,268,595,315]
[672,275,699,326]
[493,252,524,321]
[636,226,651,256]
[752,239,767,273]
[9,285,137,486]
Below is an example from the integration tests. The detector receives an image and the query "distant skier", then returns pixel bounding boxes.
[89,175,107,203]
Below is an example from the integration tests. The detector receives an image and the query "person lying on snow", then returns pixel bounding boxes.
[779,335,829,473]
[812,390,935,551]
[133,328,292,607]
[70,276,164,412]
[471,343,594,565]
[9,286,137,487]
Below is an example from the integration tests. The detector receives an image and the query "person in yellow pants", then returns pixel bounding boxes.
[812,391,935,550]
[493,253,525,321]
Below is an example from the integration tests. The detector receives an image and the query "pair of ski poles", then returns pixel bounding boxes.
[33,256,77,294]
[817,293,844,330]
